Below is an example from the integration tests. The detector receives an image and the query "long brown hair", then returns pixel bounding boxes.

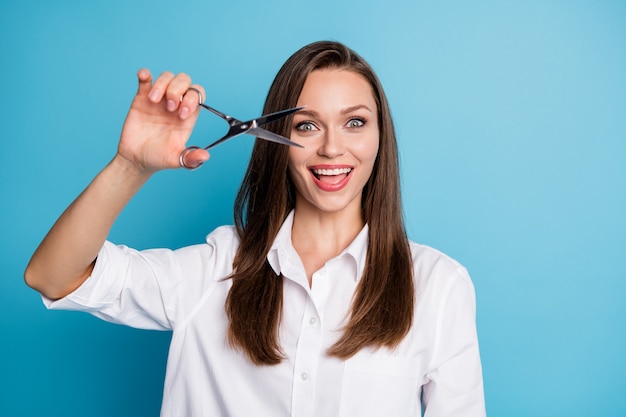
[225,41,414,365]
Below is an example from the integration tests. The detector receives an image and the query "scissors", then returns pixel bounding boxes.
[179,88,304,169]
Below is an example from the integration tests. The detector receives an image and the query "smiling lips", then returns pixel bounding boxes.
[309,165,354,192]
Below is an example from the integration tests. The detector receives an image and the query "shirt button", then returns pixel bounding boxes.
[300,372,309,381]
[309,317,317,326]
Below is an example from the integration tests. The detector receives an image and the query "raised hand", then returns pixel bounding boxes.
[117,69,210,173]
[24,69,211,299]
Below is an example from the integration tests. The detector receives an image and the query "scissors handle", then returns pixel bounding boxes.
[179,146,203,170]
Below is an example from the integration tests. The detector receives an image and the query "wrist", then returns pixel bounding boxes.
[110,153,154,181]
[106,154,154,193]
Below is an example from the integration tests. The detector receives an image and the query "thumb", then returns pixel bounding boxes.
[136,68,153,96]
[180,148,211,170]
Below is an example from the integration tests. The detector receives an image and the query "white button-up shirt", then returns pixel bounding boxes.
[45,212,485,416]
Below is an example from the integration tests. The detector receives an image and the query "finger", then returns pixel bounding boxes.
[136,68,153,96]
[148,71,175,104]
[181,148,210,170]
[164,73,192,113]
[179,84,206,120]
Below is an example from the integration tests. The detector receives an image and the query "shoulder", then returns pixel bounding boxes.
[184,224,240,271]
[160,225,239,278]
[201,225,239,255]
[204,224,240,246]
[408,241,474,295]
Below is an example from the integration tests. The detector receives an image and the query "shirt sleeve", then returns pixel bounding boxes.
[422,267,486,417]
[42,239,218,331]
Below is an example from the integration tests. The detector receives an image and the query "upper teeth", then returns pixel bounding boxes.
[312,168,352,176]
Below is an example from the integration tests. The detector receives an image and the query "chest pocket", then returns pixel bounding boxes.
[339,352,424,417]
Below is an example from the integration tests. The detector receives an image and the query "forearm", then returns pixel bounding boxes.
[26,68,207,300]
[25,154,152,300]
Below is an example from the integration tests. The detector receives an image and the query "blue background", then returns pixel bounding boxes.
[1,0,624,416]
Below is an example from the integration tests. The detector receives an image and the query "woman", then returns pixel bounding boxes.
[25,41,485,416]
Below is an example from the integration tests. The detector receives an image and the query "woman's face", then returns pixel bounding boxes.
[288,68,379,217]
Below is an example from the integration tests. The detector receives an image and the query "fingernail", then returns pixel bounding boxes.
[149,88,160,102]
[167,100,177,111]
[180,106,189,119]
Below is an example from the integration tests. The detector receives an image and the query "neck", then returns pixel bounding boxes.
[290,201,364,280]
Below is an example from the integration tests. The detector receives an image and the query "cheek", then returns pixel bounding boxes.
[356,134,380,165]
[287,154,305,183]
[288,147,312,169]
[287,151,298,174]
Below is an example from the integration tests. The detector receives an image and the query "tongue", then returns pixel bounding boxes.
[319,174,347,184]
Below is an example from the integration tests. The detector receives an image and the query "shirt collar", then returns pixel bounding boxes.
[266,211,297,277]
[343,223,369,282]
[266,210,369,282]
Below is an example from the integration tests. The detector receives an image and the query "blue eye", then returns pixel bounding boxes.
[296,121,317,131]
[347,118,365,128]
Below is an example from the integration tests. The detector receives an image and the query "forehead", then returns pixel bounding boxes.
[296,69,376,110]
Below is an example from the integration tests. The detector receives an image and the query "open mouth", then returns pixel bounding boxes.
[311,167,353,181]
[309,166,354,191]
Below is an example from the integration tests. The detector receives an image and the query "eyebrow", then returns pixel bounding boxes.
[294,104,374,118]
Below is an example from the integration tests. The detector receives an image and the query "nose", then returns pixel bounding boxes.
[317,127,346,158]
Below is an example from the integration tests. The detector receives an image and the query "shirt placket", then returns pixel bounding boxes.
[290,267,330,417]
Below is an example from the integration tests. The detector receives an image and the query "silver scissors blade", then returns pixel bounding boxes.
[248,127,303,148]
[252,106,305,128]
[180,104,304,170]
[202,106,303,150]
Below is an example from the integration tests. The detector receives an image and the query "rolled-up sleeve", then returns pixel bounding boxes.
[43,238,220,331]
